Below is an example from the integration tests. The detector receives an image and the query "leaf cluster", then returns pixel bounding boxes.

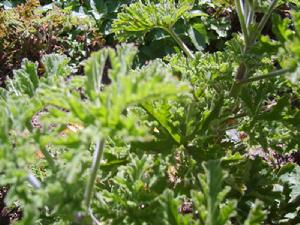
[0,0,105,86]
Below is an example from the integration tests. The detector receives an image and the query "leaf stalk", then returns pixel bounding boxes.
[248,0,279,45]
[235,0,249,47]
[84,138,105,208]
[239,68,292,84]
[231,0,280,97]
[167,27,195,59]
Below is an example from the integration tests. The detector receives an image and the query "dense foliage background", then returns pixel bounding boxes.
[1,0,300,224]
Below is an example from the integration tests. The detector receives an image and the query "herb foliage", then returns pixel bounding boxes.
[1,0,300,224]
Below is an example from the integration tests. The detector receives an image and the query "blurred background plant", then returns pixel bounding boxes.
[0,0,105,86]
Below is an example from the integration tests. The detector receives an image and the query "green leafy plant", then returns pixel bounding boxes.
[0,0,105,86]
[228,0,294,96]
[1,0,300,224]
[0,44,191,224]
[112,0,195,58]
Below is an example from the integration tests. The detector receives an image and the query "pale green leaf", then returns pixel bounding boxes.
[111,0,194,41]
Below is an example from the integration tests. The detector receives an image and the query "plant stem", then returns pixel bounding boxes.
[84,138,105,208]
[249,0,279,45]
[239,68,291,84]
[230,0,280,97]
[89,208,102,225]
[245,0,253,28]
[235,0,249,47]
[167,28,195,59]
[229,68,291,97]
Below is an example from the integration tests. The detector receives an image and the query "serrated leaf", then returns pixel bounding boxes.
[141,101,181,144]
[42,54,71,78]
[8,59,39,97]
[84,48,109,99]
[195,160,236,225]
[280,165,300,202]
[111,0,194,41]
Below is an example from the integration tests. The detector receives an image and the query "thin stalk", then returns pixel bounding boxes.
[248,0,257,27]
[230,68,291,97]
[84,138,105,208]
[235,0,249,46]
[230,0,280,98]
[239,68,291,84]
[249,0,279,45]
[167,28,195,59]
[246,6,254,28]
[89,208,102,225]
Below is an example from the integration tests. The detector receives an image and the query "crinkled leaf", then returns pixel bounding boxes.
[111,0,194,41]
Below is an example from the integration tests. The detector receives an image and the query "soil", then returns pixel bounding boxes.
[0,187,22,225]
